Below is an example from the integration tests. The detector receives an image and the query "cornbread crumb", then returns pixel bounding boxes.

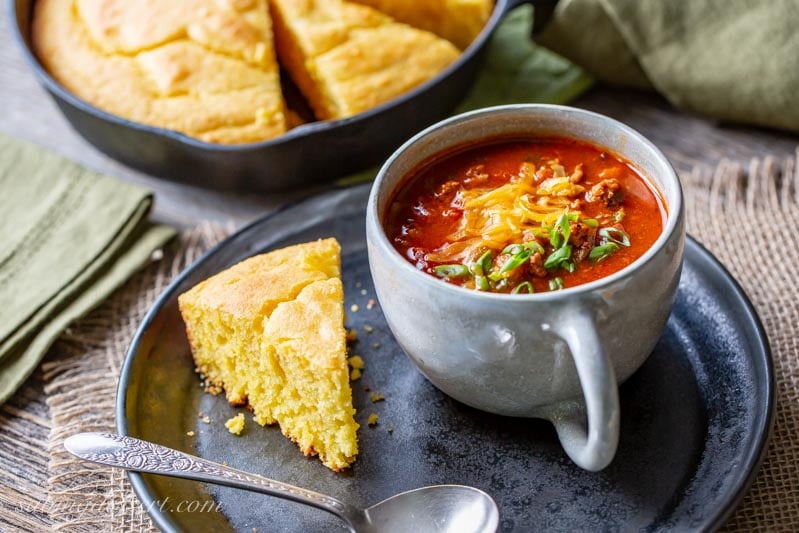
[197,411,204,418]
[367,413,379,426]
[346,329,358,342]
[387,427,393,433]
[202,416,211,424]
[363,325,374,333]
[372,343,380,349]
[350,304,359,313]
[187,431,195,437]
[351,368,362,381]
[370,392,384,403]
[348,355,365,369]
[225,413,246,435]
[364,385,371,391]
[367,299,376,309]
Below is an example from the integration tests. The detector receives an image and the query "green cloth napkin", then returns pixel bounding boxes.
[536,0,799,132]
[0,134,175,403]
[338,6,593,186]
[455,5,592,112]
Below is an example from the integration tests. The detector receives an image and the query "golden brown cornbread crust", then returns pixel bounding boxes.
[270,0,460,120]
[32,0,287,144]
[178,239,359,471]
[349,0,494,49]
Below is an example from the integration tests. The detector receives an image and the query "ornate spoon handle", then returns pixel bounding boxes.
[64,432,362,529]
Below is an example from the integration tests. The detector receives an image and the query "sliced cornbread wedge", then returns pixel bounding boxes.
[270,0,460,120]
[33,0,287,144]
[178,239,358,471]
[349,0,494,49]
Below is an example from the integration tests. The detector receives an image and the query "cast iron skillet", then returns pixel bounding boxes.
[10,0,558,193]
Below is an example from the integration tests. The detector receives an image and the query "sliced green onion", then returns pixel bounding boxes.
[488,271,504,282]
[531,227,551,238]
[589,242,620,262]
[523,241,545,255]
[613,209,626,223]
[500,250,531,273]
[512,281,534,294]
[502,244,524,255]
[502,242,543,260]
[559,214,573,245]
[551,212,577,249]
[544,245,572,269]
[549,227,563,250]
[549,277,564,291]
[581,218,599,228]
[565,261,576,273]
[494,278,509,291]
[599,227,631,247]
[475,275,490,291]
[434,264,471,278]
[478,250,493,273]
[471,250,493,276]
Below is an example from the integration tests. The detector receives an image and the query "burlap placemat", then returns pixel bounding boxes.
[44,222,232,533]
[42,154,799,531]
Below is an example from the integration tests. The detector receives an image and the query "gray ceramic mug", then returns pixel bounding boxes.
[366,105,685,471]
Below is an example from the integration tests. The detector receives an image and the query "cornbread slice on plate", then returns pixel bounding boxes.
[178,239,359,471]
[349,0,494,49]
[270,0,460,120]
[32,0,287,144]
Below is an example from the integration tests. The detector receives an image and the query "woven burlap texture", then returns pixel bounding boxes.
[45,222,232,532]
[43,155,799,531]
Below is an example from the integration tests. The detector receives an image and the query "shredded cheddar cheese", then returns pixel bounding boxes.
[426,160,585,263]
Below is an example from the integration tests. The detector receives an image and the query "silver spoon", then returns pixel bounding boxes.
[65,432,499,533]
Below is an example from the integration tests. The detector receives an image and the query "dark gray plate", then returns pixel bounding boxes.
[118,184,773,533]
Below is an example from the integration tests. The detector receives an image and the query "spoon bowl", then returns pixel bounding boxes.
[65,432,499,533]
[363,484,499,533]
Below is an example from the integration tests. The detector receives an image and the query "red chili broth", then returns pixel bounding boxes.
[384,138,666,293]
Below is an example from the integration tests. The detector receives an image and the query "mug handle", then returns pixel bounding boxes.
[546,306,620,471]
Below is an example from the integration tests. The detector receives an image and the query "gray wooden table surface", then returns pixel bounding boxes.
[1,7,798,532]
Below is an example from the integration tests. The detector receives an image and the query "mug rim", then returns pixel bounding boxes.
[366,103,684,302]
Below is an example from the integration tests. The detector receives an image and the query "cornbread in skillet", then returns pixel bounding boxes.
[269,0,460,120]
[349,0,494,49]
[32,0,287,144]
[178,239,359,471]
